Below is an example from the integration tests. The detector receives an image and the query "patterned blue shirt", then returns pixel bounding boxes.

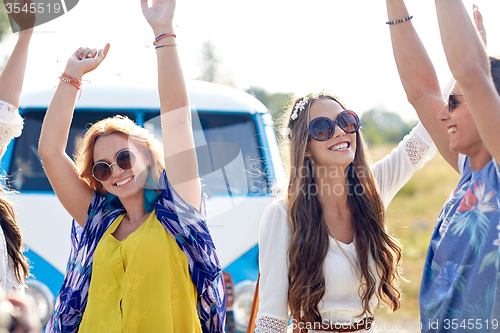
[45,170,226,333]
[420,155,500,332]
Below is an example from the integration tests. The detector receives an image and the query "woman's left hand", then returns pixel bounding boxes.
[141,0,175,33]
[65,45,110,79]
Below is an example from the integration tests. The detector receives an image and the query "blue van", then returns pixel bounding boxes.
[4,79,284,331]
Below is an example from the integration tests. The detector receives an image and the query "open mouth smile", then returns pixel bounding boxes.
[114,176,134,187]
[329,142,350,151]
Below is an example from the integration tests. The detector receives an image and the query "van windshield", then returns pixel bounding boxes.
[8,110,136,191]
[144,112,268,196]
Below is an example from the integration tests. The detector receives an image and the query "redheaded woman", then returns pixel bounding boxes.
[39,0,224,332]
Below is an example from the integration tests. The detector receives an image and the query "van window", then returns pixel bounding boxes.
[9,110,136,191]
[144,112,268,196]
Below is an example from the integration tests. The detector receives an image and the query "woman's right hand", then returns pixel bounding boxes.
[64,44,110,78]
[141,0,175,35]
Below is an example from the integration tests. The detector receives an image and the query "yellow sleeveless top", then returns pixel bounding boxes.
[79,212,202,333]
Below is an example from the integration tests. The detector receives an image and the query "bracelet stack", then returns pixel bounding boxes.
[154,33,177,49]
[59,73,82,90]
[386,15,413,25]
[58,73,87,98]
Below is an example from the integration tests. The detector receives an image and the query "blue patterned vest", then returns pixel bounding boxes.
[45,171,226,333]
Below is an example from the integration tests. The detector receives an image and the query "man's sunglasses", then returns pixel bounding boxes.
[92,149,139,182]
[308,110,360,141]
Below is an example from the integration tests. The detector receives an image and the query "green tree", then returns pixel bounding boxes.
[198,40,220,83]
[246,87,290,122]
[0,5,11,43]
[197,40,236,87]
[360,107,417,145]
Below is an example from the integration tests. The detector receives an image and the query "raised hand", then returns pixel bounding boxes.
[65,44,110,78]
[473,4,487,47]
[5,0,36,31]
[141,0,175,34]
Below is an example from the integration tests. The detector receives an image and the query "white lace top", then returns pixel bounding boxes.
[0,100,25,296]
[256,122,437,333]
[0,100,23,158]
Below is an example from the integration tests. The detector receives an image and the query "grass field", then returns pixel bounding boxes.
[369,144,461,332]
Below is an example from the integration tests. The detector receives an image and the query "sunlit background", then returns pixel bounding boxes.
[1,0,500,121]
[1,1,499,331]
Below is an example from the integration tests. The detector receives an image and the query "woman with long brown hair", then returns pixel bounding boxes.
[255,93,436,332]
[0,0,34,296]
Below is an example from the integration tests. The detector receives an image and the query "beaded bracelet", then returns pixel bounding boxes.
[386,15,413,25]
[58,73,81,89]
[153,33,176,46]
[155,44,177,49]
[58,73,89,98]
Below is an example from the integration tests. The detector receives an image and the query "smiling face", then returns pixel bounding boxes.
[93,133,150,200]
[438,82,484,156]
[305,98,357,169]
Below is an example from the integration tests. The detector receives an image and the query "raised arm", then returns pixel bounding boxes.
[0,0,35,108]
[141,0,202,211]
[0,32,31,109]
[385,0,457,171]
[38,45,110,227]
[435,0,500,165]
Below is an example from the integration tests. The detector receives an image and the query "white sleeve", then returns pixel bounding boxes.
[0,226,8,292]
[493,158,500,180]
[371,122,437,209]
[255,200,289,333]
[0,100,23,158]
[5,257,24,297]
[458,154,467,176]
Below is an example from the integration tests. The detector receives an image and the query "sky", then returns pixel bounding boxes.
[1,0,500,121]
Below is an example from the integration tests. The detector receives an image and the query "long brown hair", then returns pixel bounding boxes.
[75,116,165,195]
[279,94,403,323]
[0,186,29,284]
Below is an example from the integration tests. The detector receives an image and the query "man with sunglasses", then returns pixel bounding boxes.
[386,0,500,331]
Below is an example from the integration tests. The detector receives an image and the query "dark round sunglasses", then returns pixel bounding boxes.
[92,149,139,182]
[308,110,360,141]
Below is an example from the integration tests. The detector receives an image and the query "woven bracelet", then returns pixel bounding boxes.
[155,44,177,49]
[386,15,413,25]
[153,33,176,46]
